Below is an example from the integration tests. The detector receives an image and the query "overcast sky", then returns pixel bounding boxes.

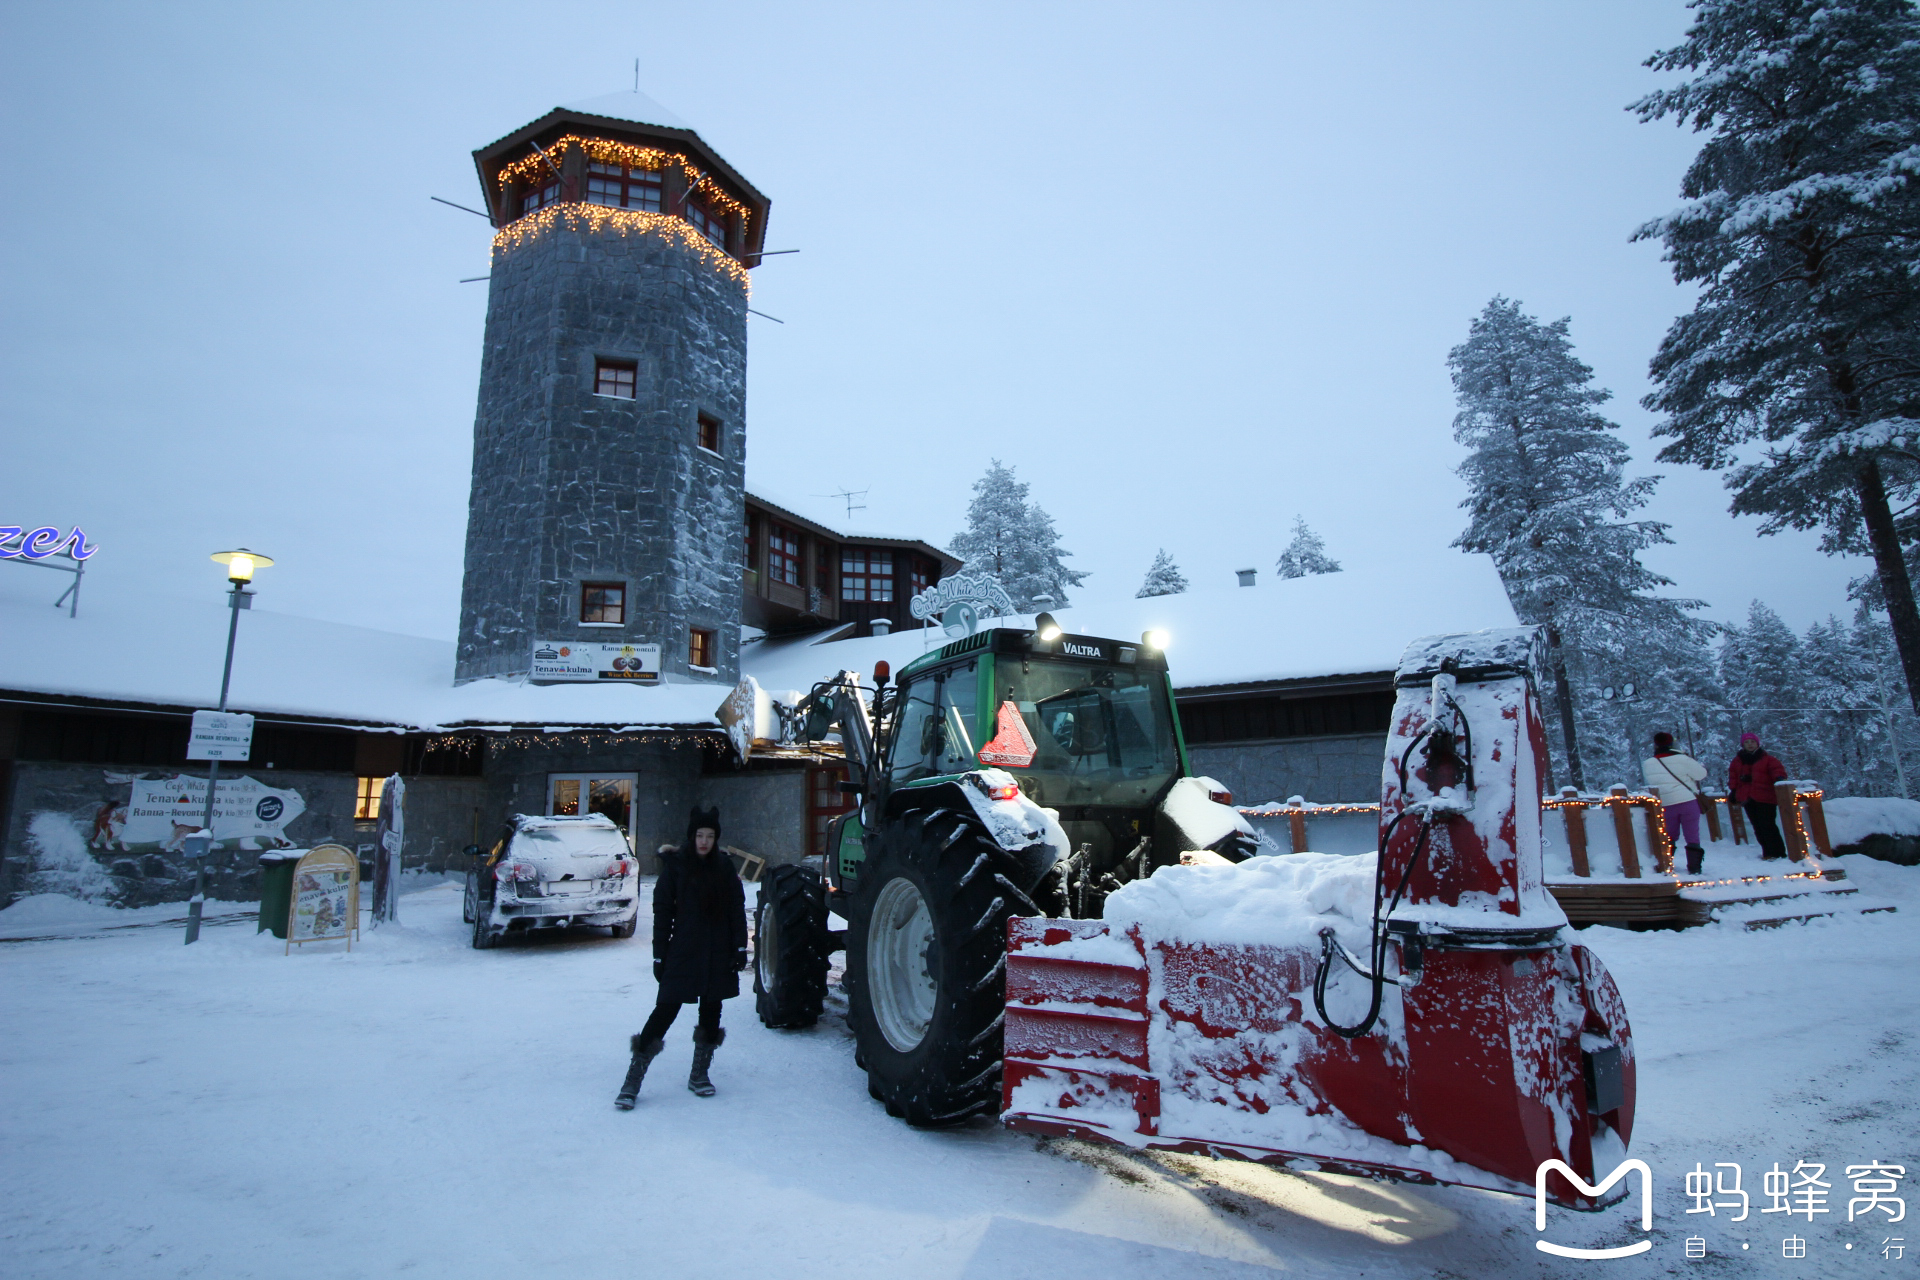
[0,1,1873,644]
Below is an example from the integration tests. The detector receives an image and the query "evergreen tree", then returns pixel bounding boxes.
[1448,297,1704,791]
[1275,517,1342,578]
[950,459,1088,612]
[1136,549,1189,598]
[1634,0,1920,713]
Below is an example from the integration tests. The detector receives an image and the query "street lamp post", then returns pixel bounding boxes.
[183,548,273,945]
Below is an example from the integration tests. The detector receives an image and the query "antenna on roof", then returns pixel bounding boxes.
[634,58,639,92]
[819,488,868,519]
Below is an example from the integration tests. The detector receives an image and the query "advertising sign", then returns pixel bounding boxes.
[530,641,661,683]
[287,844,358,952]
[186,710,255,761]
[124,774,305,850]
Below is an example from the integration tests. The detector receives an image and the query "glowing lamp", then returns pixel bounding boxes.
[1143,628,1171,651]
[1034,612,1063,642]
[872,660,891,686]
[211,548,273,584]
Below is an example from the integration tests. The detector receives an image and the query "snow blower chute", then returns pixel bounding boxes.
[1000,627,1637,1205]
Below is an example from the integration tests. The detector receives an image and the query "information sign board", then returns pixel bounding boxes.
[187,711,255,761]
[287,844,359,953]
[530,641,661,683]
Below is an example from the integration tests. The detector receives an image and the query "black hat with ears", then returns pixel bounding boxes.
[686,806,721,848]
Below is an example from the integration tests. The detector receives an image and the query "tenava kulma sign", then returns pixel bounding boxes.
[187,710,255,761]
[531,641,661,683]
[125,774,305,849]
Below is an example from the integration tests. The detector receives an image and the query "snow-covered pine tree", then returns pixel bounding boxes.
[1449,297,1705,791]
[1275,517,1341,578]
[1634,0,1920,714]
[1136,549,1189,598]
[949,459,1089,612]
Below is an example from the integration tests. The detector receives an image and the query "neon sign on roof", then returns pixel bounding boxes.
[0,526,98,561]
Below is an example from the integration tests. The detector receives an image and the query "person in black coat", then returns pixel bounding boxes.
[615,806,747,1108]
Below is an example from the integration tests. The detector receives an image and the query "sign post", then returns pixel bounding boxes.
[287,844,359,954]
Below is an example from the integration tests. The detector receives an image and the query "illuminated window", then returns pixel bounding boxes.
[355,775,385,821]
[690,627,716,669]
[841,549,894,602]
[767,523,800,586]
[586,162,664,212]
[581,581,625,624]
[595,359,637,398]
[521,180,559,214]
[697,412,721,453]
[686,200,727,246]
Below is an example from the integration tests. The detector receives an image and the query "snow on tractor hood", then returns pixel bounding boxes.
[956,769,1070,860]
[1158,776,1258,852]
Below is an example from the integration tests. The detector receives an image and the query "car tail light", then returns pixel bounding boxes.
[985,781,1020,801]
[495,861,539,882]
[604,859,630,879]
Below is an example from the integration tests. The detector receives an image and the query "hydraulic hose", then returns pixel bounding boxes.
[1314,815,1432,1039]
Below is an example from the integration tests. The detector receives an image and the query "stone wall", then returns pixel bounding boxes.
[478,734,708,876]
[1189,732,1385,808]
[457,211,749,685]
[697,767,809,868]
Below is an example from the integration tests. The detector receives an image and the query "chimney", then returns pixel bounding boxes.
[1236,568,1257,587]
[870,617,893,636]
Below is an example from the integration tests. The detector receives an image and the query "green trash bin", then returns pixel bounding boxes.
[257,850,303,938]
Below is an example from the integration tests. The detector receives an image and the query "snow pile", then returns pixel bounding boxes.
[0,892,123,925]
[1158,776,1257,850]
[1104,852,1376,953]
[1825,796,1920,847]
[958,769,1070,860]
[23,812,115,902]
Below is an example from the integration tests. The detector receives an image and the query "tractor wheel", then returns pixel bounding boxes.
[845,809,1038,1127]
[754,864,831,1028]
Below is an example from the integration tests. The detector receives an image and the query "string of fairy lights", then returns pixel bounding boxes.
[494,135,753,226]
[491,205,752,291]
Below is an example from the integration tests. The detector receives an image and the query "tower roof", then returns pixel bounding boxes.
[562,89,693,133]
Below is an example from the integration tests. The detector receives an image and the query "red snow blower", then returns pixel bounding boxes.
[1000,628,1637,1206]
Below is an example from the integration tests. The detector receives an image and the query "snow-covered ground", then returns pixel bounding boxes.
[4,865,1918,1278]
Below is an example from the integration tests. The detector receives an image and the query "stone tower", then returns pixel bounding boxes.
[456,91,769,686]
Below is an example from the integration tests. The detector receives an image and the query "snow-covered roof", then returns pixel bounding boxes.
[563,89,694,133]
[742,550,1521,695]
[745,487,960,566]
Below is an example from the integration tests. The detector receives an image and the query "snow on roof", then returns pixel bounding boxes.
[562,89,694,133]
[745,485,955,553]
[740,550,1521,695]
[0,578,726,733]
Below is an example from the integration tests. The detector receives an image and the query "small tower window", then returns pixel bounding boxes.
[522,180,559,214]
[594,359,637,399]
[686,200,728,247]
[767,523,800,586]
[587,162,664,212]
[697,412,721,454]
[580,581,625,624]
[689,627,716,670]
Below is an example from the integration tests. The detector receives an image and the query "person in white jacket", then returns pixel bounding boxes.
[1643,731,1710,875]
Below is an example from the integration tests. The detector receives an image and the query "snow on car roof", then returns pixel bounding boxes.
[512,813,621,830]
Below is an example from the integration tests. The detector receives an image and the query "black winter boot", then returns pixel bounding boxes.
[615,1035,664,1110]
[688,1026,724,1098]
[1685,845,1705,876]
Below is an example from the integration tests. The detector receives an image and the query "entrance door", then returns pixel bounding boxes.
[547,773,638,851]
[807,766,854,858]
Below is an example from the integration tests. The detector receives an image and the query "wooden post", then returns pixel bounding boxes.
[1642,797,1674,875]
[1609,786,1641,879]
[1563,796,1591,878]
[1702,793,1723,843]
[1802,788,1834,859]
[1287,802,1308,855]
[1728,797,1749,845]
[1776,780,1810,860]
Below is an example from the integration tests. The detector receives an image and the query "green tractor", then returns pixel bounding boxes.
[751,616,1258,1126]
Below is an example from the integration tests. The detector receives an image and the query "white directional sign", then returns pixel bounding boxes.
[186,710,255,761]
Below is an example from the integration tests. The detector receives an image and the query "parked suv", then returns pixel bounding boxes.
[464,814,639,948]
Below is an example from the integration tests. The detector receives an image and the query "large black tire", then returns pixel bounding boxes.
[754,865,830,1028]
[845,808,1037,1127]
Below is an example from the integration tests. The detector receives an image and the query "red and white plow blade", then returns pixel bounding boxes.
[1001,628,1638,1207]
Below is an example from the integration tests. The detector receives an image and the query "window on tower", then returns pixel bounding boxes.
[594,359,637,399]
[697,412,721,454]
[689,627,716,671]
[686,200,728,247]
[767,523,800,586]
[841,549,894,602]
[580,581,626,625]
[522,180,559,214]
[586,162,664,212]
